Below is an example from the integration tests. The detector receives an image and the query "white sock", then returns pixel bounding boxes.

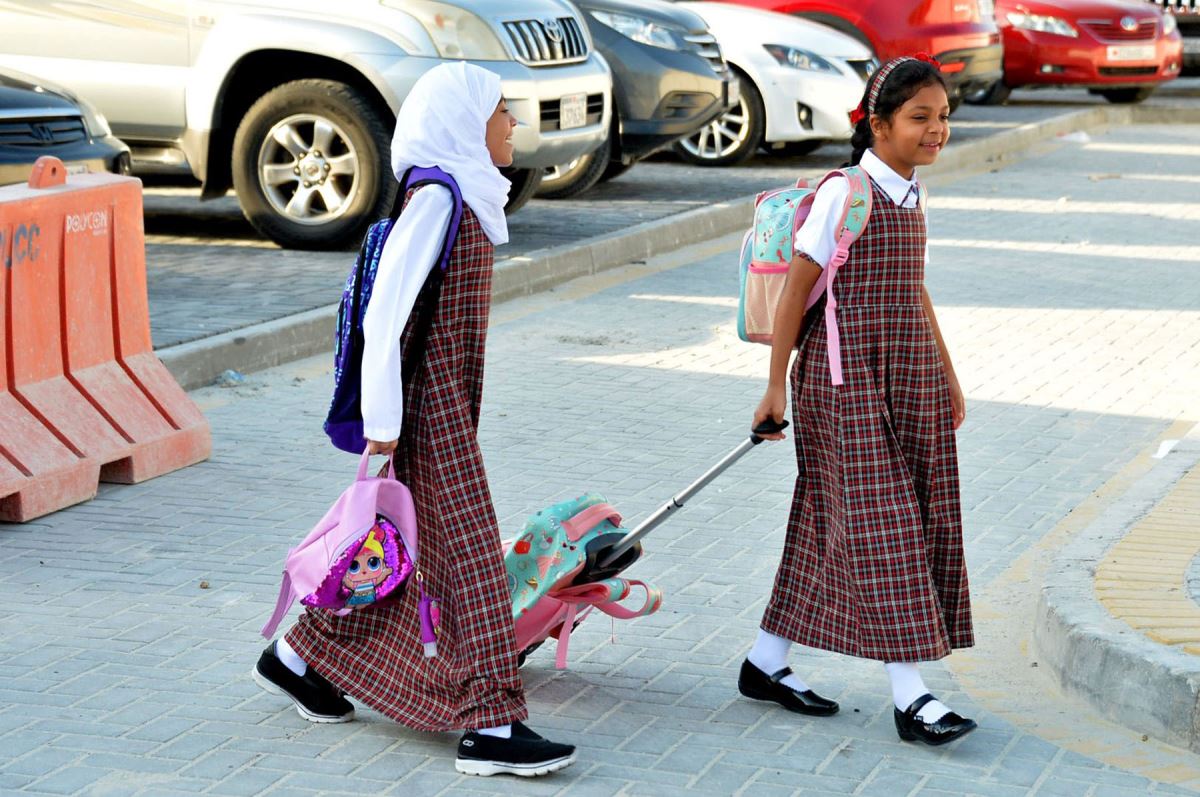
[275,637,307,677]
[884,662,949,722]
[748,629,810,692]
[477,724,512,739]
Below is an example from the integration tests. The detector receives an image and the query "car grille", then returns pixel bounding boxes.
[845,58,878,82]
[1145,0,1199,14]
[503,17,587,64]
[539,93,605,132]
[0,116,87,147]
[683,32,728,75]
[1099,66,1160,75]
[1079,17,1159,40]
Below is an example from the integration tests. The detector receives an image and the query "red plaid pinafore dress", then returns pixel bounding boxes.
[760,177,974,662]
[287,188,526,731]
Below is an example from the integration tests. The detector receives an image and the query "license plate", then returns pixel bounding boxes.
[1106,45,1156,62]
[559,93,587,130]
[65,162,91,175]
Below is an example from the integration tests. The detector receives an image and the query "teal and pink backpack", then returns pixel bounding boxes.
[738,166,884,385]
[503,494,662,669]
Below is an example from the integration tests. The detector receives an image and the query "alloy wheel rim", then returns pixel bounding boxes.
[258,114,359,225]
[680,98,751,160]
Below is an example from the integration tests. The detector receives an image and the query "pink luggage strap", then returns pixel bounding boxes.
[561,502,622,541]
[550,578,662,669]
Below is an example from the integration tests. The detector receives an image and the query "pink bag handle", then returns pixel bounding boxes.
[356,449,395,481]
[561,502,622,542]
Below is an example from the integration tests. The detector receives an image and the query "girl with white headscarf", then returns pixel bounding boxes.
[255,62,576,778]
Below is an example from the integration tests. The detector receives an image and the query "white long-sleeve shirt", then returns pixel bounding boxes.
[361,185,453,443]
[793,148,929,268]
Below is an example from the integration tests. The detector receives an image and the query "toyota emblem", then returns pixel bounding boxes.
[542,18,563,43]
[1119,16,1138,32]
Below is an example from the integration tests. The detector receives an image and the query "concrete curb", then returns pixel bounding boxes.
[157,103,1200,391]
[1033,429,1200,754]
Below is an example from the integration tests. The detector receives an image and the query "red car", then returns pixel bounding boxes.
[714,0,1003,107]
[976,0,1184,103]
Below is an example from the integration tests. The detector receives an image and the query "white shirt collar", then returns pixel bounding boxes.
[861,149,920,208]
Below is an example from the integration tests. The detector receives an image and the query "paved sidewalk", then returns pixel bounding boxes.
[1,124,1199,796]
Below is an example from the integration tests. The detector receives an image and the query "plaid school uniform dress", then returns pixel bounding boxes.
[287,188,527,731]
[761,177,974,662]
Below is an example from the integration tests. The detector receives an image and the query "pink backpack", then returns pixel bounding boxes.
[261,451,438,657]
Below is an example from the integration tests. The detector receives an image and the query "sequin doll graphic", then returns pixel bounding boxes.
[343,527,393,607]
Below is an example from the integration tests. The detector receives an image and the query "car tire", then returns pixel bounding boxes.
[501,167,542,213]
[598,158,634,184]
[673,71,765,167]
[537,136,612,199]
[1097,87,1156,104]
[231,79,391,250]
[965,80,1012,106]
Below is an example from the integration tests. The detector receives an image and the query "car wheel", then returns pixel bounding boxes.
[598,158,634,184]
[501,167,542,213]
[1097,87,1155,104]
[673,73,765,167]
[537,136,612,200]
[232,79,391,250]
[965,80,1012,106]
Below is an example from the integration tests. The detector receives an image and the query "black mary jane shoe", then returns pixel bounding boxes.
[737,659,839,716]
[894,694,977,746]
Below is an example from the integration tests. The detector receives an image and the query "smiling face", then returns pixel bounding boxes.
[870,83,951,178]
[485,98,517,167]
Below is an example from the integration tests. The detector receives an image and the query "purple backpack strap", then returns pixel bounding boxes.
[395,166,464,389]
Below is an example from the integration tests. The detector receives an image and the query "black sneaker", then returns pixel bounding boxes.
[455,721,576,777]
[252,642,355,724]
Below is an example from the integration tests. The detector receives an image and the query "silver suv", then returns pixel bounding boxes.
[0,1,611,249]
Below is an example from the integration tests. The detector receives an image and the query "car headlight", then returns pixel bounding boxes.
[1162,12,1178,35]
[77,98,112,139]
[381,0,509,60]
[590,10,683,50]
[1005,11,1079,38]
[764,45,840,74]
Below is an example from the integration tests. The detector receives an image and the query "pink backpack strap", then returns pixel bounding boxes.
[807,166,873,386]
[261,570,295,639]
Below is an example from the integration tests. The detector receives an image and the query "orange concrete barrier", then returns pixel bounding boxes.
[0,157,210,522]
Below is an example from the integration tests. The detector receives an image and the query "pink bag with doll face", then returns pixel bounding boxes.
[261,451,438,657]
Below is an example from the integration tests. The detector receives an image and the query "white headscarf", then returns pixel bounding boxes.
[390,62,511,245]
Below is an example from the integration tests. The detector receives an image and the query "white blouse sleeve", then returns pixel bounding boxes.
[792,176,850,269]
[361,185,454,443]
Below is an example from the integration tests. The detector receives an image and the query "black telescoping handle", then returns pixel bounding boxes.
[597,418,791,568]
[751,418,789,443]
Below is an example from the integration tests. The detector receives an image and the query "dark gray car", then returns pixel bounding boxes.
[0,68,130,187]
[538,0,736,198]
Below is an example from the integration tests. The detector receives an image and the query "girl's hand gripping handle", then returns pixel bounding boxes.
[752,385,790,442]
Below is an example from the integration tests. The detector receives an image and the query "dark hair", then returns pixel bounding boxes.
[849,60,949,165]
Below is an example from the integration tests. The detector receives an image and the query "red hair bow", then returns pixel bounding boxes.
[912,52,942,69]
[849,105,867,126]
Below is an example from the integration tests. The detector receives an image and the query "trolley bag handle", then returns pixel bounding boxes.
[597,419,789,568]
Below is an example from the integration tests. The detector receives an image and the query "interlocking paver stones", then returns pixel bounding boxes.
[3,122,1200,796]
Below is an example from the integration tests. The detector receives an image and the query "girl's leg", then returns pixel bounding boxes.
[748,628,810,691]
[276,636,307,676]
[883,662,950,721]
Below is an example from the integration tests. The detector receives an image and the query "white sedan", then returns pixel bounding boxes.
[673,2,876,166]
